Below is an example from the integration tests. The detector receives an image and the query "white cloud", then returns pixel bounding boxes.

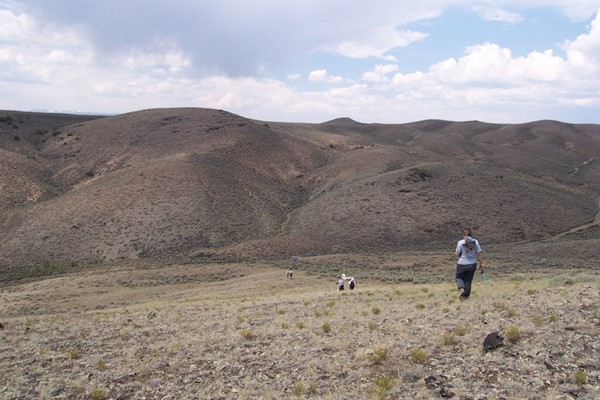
[332,26,428,59]
[474,6,524,23]
[308,69,344,83]
[362,64,399,83]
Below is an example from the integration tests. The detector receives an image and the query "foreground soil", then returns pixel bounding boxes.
[0,262,598,400]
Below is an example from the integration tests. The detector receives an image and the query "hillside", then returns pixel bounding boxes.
[0,108,599,267]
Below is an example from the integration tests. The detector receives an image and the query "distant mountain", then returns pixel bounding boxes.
[1,108,598,267]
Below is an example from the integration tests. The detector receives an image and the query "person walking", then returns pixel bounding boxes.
[454,227,484,300]
[349,277,357,290]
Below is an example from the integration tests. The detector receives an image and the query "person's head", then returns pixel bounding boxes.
[463,228,472,237]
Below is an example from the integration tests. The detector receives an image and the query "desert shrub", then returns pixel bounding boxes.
[89,387,108,400]
[321,322,332,333]
[372,306,381,315]
[415,303,425,310]
[527,289,537,295]
[277,309,286,315]
[574,370,587,385]
[550,273,597,286]
[281,322,289,329]
[97,359,107,371]
[240,329,255,339]
[292,382,305,396]
[295,321,306,329]
[549,314,558,323]
[369,322,379,331]
[306,382,318,395]
[407,167,433,181]
[368,346,388,365]
[532,316,545,327]
[326,300,336,307]
[8,261,76,280]
[441,333,458,346]
[409,348,429,364]
[455,326,467,336]
[505,325,521,343]
[69,348,80,359]
[507,308,517,317]
[369,376,395,399]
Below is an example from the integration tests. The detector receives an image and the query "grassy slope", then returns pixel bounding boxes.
[0,261,598,400]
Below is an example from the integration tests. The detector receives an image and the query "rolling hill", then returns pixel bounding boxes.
[1,108,598,268]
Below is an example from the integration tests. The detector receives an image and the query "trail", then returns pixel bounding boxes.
[554,194,600,238]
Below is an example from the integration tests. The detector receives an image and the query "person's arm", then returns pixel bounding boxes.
[476,251,484,270]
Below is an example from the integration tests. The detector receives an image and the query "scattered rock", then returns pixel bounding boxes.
[483,331,504,352]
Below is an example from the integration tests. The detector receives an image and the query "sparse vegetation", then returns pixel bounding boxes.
[0,264,597,399]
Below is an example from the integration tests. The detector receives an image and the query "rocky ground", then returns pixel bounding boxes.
[0,262,598,399]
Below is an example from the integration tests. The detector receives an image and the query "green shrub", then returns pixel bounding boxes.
[240,329,255,339]
[69,348,80,359]
[455,326,467,336]
[97,359,107,371]
[442,333,458,346]
[574,370,587,385]
[505,325,521,343]
[292,382,305,396]
[409,348,429,364]
[532,316,545,327]
[89,387,108,400]
[321,322,332,333]
[368,347,388,365]
[369,376,394,400]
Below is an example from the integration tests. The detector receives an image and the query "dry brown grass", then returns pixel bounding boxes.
[0,262,598,399]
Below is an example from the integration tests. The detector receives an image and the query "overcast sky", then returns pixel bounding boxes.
[1,1,599,123]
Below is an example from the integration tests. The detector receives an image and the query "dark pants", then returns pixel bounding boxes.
[456,263,477,298]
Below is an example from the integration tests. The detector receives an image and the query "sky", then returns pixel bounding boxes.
[1,1,599,124]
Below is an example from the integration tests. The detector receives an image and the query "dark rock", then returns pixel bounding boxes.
[483,331,504,352]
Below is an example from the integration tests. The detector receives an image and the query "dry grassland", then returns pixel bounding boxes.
[0,261,598,400]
